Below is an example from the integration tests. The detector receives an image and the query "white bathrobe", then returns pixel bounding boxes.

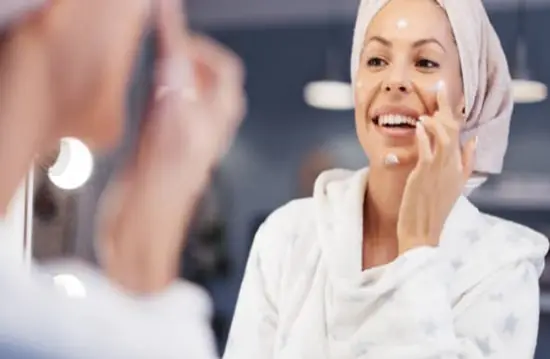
[224,168,549,359]
[0,255,218,359]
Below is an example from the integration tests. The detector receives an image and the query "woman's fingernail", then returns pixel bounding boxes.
[418,116,427,123]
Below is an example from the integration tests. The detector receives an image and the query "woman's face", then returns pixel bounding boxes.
[354,0,464,168]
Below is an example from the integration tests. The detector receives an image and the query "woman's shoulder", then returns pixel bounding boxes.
[250,198,321,274]
[438,209,548,299]
[445,196,548,268]
[478,213,548,255]
[456,211,549,279]
[247,198,320,300]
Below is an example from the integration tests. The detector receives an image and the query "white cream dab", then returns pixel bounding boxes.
[384,153,399,166]
[396,19,408,29]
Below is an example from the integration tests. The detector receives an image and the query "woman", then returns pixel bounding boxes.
[0,0,244,357]
[224,0,549,358]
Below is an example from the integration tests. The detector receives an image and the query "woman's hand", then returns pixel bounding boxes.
[96,0,246,294]
[397,82,476,254]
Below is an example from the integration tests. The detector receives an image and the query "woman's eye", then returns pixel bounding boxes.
[416,59,440,69]
[366,57,387,67]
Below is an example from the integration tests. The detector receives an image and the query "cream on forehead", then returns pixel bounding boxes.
[351,0,453,84]
[396,18,408,29]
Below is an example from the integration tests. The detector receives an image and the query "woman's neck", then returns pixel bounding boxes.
[363,165,411,241]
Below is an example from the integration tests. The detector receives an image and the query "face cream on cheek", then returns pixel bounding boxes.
[421,79,445,95]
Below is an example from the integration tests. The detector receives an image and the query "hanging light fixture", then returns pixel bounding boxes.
[511,0,547,103]
[304,44,353,111]
[303,1,353,111]
[304,78,354,111]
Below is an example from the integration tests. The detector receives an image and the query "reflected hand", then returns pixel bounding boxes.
[97,0,246,294]
[397,82,476,254]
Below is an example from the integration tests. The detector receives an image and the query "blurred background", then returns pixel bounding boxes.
[31,0,550,357]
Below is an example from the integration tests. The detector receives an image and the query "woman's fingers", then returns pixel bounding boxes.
[189,34,245,111]
[186,34,246,155]
[415,121,433,168]
[419,113,461,166]
[156,0,188,60]
[154,0,197,101]
[461,135,477,181]
[96,0,246,294]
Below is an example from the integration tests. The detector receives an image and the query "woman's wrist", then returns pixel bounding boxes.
[102,167,212,296]
[105,253,179,295]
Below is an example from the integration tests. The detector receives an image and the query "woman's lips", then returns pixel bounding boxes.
[372,114,418,138]
[376,125,416,138]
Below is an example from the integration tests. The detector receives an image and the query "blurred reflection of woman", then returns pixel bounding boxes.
[0,0,244,358]
[225,0,549,358]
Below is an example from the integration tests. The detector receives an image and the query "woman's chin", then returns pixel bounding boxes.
[394,151,418,167]
[369,146,418,168]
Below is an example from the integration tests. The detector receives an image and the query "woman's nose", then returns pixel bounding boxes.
[383,80,412,94]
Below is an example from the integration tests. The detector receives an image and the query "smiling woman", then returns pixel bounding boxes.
[224,0,548,358]
[354,1,463,168]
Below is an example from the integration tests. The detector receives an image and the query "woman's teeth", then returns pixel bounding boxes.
[376,114,417,127]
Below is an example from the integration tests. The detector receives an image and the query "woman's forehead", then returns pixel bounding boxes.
[365,0,453,43]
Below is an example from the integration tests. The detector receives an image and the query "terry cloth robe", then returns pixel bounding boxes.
[224,168,549,359]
